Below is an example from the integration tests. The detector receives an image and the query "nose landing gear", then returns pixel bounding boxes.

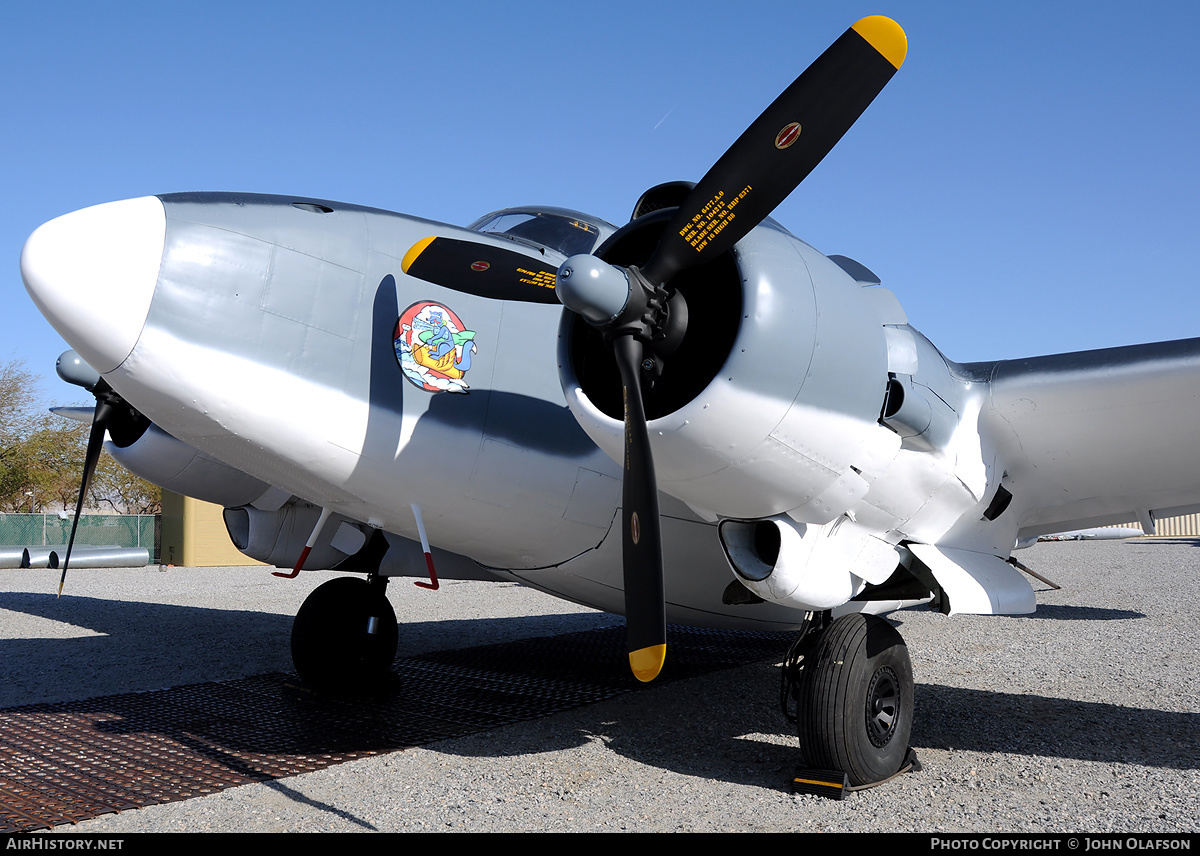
[290,575,398,695]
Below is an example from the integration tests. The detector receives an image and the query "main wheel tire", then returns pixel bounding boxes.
[291,577,398,695]
[797,613,913,786]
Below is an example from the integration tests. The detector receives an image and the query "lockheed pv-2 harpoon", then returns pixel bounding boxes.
[24,17,1199,787]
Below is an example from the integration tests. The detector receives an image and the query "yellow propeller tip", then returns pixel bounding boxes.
[852,16,907,70]
[629,644,666,682]
[401,236,436,274]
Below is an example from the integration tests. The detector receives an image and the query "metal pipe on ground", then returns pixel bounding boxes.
[19,545,133,569]
[55,546,151,569]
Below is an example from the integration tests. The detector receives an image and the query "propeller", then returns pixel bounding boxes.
[58,391,112,595]
[402,17,907,680]
[54,350,149,595]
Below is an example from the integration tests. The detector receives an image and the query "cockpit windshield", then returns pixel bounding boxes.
[468,207,615,257]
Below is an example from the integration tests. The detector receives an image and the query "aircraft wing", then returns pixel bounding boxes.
[968,337,1200,540]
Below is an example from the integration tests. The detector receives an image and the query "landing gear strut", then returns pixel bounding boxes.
[291,575,398,695]
[783,612,914,789]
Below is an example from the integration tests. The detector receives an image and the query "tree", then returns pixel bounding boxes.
[19,419,86,511]
[0,357,161,514]
[0,358,61,512]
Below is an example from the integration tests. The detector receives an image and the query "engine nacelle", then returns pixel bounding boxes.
[223,497,500,580]
[559,219,905,523]
[717,515,901,610]
[223,499,365,570]
[107,422,272,509]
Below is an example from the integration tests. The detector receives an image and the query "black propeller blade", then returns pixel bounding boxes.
[612,334,665,680]
[53,351,150,597]
[58,389,113,596]
[640,15,906,285]
[397,17,906,681]
[402,236,561,304]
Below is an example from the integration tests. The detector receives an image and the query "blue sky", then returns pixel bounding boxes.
[4,1,1199,399]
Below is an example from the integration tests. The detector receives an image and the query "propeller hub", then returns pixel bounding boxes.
[556,255,631,325]
[56,350,100,392]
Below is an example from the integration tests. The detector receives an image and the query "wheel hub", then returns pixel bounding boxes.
[865,665,900,747]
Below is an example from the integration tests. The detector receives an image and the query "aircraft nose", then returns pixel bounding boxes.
[21,196,166,374]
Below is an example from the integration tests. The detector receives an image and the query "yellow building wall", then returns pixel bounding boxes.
[1111,513,1200,537]
[160,491,266,567]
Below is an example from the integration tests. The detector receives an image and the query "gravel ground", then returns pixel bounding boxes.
[0,538,1196,833]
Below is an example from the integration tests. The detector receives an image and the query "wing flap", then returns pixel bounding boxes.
[908,543,1035,615]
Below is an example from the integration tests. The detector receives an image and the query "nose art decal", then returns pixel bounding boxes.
[394,301,478,393]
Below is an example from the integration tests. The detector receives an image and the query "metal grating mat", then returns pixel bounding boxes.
[0,624,791,831]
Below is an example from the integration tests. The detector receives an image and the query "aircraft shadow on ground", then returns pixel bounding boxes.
[433,664,1198,789]
[0,590,613,708]
[1124,538,1200,548]
[909,684,1198,769]
[1,592,1193,799]
[1008,604,1144,621]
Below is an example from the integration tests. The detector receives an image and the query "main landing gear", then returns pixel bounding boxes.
[782,613,915,791]
[291,575,398,695]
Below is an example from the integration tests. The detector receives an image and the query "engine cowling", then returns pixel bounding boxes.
[107,422,272,509]
[558,217,904,523]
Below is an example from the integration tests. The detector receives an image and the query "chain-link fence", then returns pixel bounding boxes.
[0,514,160,562]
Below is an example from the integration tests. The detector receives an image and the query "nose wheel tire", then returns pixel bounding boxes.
[291,576,398,695]
[797,613,913,786]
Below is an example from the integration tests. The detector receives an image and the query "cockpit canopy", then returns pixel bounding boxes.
[468,207,616,257]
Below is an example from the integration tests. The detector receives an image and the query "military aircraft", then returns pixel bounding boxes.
[19,16,1200,789]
